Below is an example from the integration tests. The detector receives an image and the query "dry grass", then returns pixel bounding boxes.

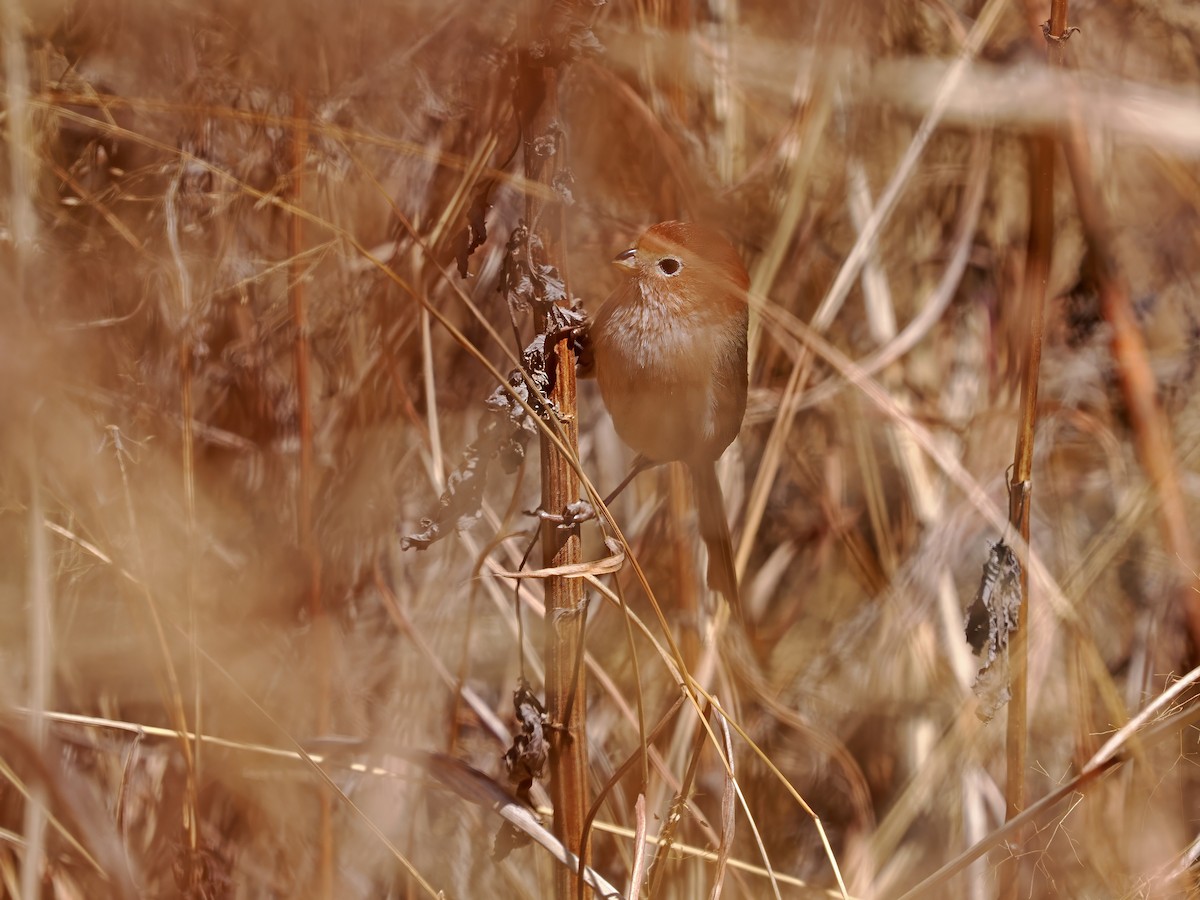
[2,0,1200,897]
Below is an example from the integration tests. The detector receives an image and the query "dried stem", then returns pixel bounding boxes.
[518,3,590,896]
[999,2,1069,895]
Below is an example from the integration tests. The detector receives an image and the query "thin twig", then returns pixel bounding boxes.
[999,5,1068,896]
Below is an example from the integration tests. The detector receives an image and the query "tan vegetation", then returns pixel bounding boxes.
[2,0,1199,897]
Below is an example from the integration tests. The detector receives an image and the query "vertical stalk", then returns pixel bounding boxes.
[1001,126,1049,892]
[1000,3,1069,897]
[539,311,588,899]
[517,4,589,896]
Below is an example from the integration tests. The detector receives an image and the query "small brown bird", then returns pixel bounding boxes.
[589,221,750,615]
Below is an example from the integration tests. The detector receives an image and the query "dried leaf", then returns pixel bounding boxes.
[499,221,573,316]
[400,335,550,550]
[451,180,493,278]
[502,679,549,805]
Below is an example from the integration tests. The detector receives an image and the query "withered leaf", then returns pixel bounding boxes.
[451,180,493,278]
[400,336,551,550]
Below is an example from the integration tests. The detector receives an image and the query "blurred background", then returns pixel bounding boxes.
[1,0,1199,896]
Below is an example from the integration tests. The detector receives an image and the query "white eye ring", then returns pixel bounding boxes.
[657,256,682,276]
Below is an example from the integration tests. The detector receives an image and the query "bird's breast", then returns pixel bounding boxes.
[591,296,733,462]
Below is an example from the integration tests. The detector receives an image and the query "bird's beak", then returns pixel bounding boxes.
[612,247,637,270]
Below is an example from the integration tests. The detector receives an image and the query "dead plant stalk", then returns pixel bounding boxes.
[1000,3,1071,898]
[519,3,590,896]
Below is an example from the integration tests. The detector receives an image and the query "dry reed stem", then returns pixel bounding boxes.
[999,6,1072,900]
[515,4,591,895]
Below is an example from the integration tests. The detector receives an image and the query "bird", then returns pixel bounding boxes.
[588,221,750,616]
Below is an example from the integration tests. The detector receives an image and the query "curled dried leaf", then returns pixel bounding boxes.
[400,335,550,550]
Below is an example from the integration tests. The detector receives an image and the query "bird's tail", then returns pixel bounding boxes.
[691,460,742,618]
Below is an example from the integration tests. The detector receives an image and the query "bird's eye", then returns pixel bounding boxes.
[657,257,682,276]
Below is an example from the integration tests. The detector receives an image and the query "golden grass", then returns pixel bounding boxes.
[1,0,1199,897]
